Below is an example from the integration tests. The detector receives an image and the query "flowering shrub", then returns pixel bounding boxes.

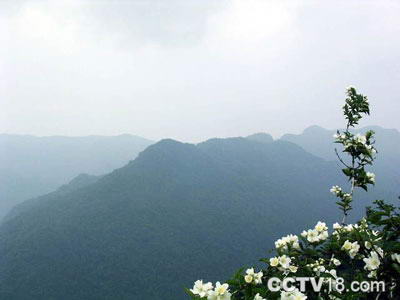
[187,87,400,299]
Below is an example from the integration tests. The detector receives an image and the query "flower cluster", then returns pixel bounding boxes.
[188,88,400,300]
[306,258,326,276]
[341,240,360,258]
[333,132,376,155]
[300,221,328,243]
[280,288,307,300]
[189,212,399,299]
[208,282,231,300]
[244,268,263,285]
[190,281,231,300]
[269,255,298,274]
[275,234,300,250]
[190,280,213,298]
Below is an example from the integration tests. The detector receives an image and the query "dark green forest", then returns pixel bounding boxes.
[0,130,398,299]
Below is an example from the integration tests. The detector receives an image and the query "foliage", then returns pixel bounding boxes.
[187,87,400,300]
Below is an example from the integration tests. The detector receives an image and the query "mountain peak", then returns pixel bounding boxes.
[303,125,328,134]
[246,132,274,144]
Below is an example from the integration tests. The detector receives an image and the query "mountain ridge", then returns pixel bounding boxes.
[0,134,154,219]
[0,128,398,299]
[0,136,346,299]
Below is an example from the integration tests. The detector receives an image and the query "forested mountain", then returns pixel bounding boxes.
[4,173,102,222]
[0,134,153,219]
[0,136,393,299]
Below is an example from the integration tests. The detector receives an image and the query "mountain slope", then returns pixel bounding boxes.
[4,173,102,222]
[0,137,371,299]
[0,134,153,219]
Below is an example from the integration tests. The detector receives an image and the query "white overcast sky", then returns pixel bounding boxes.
[1,0,399,142]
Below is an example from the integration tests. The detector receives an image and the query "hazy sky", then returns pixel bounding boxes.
[1,0,399,142]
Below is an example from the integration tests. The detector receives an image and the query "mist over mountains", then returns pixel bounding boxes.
[281,125,400,200]
[0,126,398,299]
[0,134,153,219]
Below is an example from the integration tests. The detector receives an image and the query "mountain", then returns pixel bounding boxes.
[4,173,102,222]
[0,134,153,219]
[246,132,274,144]
[0,136,390,299]
[281,125,400,201]
[281,125,400,162]
[56,173,101,194]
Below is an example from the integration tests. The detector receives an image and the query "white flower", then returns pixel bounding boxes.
[355,133,367,145]
[319,230,329,241]
[275,234,299,250]
[254,271,263,284]
[332,258,341,266]
[342,240,360,258]
[292,242,300,250]
[275,238,286,249]
[289,265,298,273]
[254,294,266,300]
[366,144,376,155]
[363,251,381,271]
[281,288,307,300]
[368,270,377,278]
[244,274,253,284]
[315,221,328,232]
[207,282,231,300]
[365,241,372,249]
[306,229,320,243]
[191,280,213,298]
[391,253,400,264]
[244,268,254,283]
[244,268,263,284]
[279,255,291,269]
[374,246,384,257]
[301,223,329,244]
[366,172,376,183]
[349,242,360,259]
[343,224,354,232]
[330,186,342,195]
[329,269,337,278]
[342,240,352,251]
[270,257,279,267]
[312,265,326,276]
[333,223,342,230]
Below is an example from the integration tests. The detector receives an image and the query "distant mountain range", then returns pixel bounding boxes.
[281,125,400,162]
[0,126,399,299]
[0,134,153,219]
[281,125,400,199]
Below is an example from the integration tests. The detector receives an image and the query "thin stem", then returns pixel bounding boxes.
[341,120,356,225]
[342,156,356,225]
[334,148,351,168]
